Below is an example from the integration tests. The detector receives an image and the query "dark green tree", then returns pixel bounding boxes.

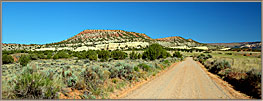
[19,55,31,66]
[2,54,14,64]
[142,43,166,60]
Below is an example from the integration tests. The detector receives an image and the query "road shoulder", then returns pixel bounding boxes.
[196,61,250,99]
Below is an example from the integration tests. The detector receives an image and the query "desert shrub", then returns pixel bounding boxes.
[225,53,232,55]
[123,64,135,80]
[163,60,170,65]
[208,60,231,74]
[160,59,171,68]
[46,53,53,59]
[204,60,214,69]
[37,53,45,59]
[74,51,87,59]
[86,50,98,61]
[203,51,211,53]
[223,69,261,99]
[81,66,110,93]
[97,50,111,61]
[2,54,14,64]
[159,49,171,59]
[242,69,261,98]
[53,51,70,59]
[204,58,261,98]
[52,54,59,59]
[43,50,53,55]
[108,62,135,80]
[29,54,39,60]
[111,50,127,60]
[138,63,151,72]
[62,69,78,88]
[142,43,167,60]
[134,66,139,72]
[13,66,60,99]
[207,54,212,58]
[109,66,120,78]
[194,54,212,64]
[129,51,138,60]
[173,51,182,58]
[137,53,142,59]
[2,50,15,55]
[19,55,31,66]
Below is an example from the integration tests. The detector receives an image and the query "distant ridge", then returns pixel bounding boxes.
[207,42,261,49]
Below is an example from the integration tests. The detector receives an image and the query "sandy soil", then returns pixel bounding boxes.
[121,57,249,99]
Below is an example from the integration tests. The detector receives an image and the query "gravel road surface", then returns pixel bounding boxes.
[122,57,232,99]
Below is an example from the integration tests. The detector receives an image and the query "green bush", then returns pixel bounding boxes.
[134,66,139,72]
[43,50,53,55]
[208,60,231,74]
[243,69,261,98]
[38,53,46,59]
[19,55,31,66]
[111,50,127,60]
[194,54,212,64]
[86,50,98,61]
[137,53,142,59]
[74,51,87,59]
[138,63,151,72]
[129,51,138,60]
[159,50,171,59]
[46,53,53,59]
[81,66,109,95]
[204,58,261,99]
[53,55,59,59]
[223,69,261,99]
[29,54,39,60]
[225,53,232,55]
[53,51,70,59]
[207,54,212,58]
[142,43,167,60]
[13,67,60,99]
[173,51,182,58]
[97,50,111,61]
[2,54,14,64]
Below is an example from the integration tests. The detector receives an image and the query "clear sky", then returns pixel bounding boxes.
[2,2,261,44]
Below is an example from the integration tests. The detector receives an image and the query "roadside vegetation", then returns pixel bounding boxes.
[193,51,261,99]
[2,44,260,99]
[2,43,184,99]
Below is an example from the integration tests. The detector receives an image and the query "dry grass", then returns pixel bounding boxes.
[182,51,261,72]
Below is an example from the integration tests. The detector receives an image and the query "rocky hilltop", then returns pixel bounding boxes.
[2,29,207,51]
[154,36,204,47]
[52,29,152,45]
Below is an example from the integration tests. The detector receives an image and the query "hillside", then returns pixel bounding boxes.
[154,36,204,48]
[50,29,153,45]
[2,29,207,51]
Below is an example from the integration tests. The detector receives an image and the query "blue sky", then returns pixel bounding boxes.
[2,2,261,44]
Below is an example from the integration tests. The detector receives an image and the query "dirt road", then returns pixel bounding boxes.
[122,57,240,99]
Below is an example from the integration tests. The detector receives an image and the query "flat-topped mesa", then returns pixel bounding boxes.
[2,29,207,51]
[60,29,153,44]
